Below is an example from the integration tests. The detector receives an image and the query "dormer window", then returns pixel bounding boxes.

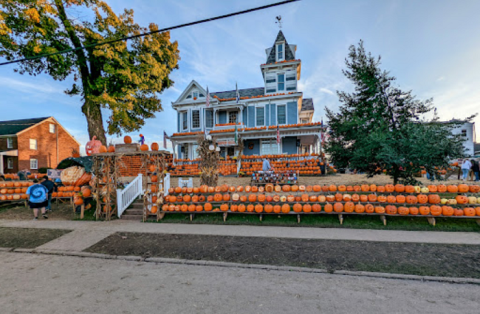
[193,91,199,100]
[277,43,284,61]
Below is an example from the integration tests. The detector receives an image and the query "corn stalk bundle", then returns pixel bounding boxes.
[197,135,220,186]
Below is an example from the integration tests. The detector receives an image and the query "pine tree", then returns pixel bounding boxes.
[326,41,471,184]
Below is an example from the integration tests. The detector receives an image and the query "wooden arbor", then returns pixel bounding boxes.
[92,151,169,221]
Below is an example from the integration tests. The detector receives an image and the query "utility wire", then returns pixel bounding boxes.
[0,0,300,66]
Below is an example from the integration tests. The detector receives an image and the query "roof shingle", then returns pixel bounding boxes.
[266,30,295,64]
[211,87,264,100]
[0,117,50,136]
[301,98,314,111]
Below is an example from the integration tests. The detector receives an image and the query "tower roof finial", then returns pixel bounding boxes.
[275,15,282,29]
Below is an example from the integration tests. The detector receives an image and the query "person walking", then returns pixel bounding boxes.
[41,176,56,213]
[472,159,480,182]
[27,179,49,220]
[461,159,472,181]
[262,158,272,172]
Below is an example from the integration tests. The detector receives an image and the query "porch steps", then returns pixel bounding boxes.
[120,199,144,221]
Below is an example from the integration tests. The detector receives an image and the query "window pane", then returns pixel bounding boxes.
[256,107,265,126]
[182,112,188,130]
[277,43,283,60]
[205,110,213,128]
[228,111,237,123]
[7,158,13,169]
[192,144,198,159]
[278,106,286,124]
[266,88,276,93]
[192,110,200,129]
[30,159,37,169]
[29,139,37,150]
[277,74,285,91]
[261,139,279,155]
[49,124,55,133]
[7,138,13,148]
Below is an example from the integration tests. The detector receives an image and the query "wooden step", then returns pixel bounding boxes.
[121,214,142,221]
[132,203,144,209]
[123,209,143,215]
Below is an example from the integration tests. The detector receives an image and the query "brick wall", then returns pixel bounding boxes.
[2,156,18,174]
[17,120,79,172]
[0,136,18,151]
[119,156,146,177]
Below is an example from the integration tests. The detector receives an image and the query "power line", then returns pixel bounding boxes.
[0,0,300,66]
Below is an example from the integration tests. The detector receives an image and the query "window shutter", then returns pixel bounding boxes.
[287,102,297,124]
[248,106,255,128]
[265,105,270,126]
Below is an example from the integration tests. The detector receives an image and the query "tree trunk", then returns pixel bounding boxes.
[82,100,107,145]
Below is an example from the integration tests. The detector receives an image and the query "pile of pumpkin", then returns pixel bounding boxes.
[0,181,33,201]
[57,166,93,207]
[218,159,237,176]
[1,174,19,180]
[159,183,480,217]
[240,158,333,175]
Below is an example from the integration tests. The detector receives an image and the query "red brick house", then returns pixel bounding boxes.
[0,117,80,174]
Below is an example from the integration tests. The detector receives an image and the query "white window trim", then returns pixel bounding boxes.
[7,137,13,149]
[228,110,238,124]
[277,104,287,125]
[277,73,285,92]
[49,123,55,133]
[29,139,37,150]
[276,42,285,62]
[191,109,200,129]
[30,159,38,170]
[182,111,188,131]
[205,109,214,129]
[260,138,281,155]
[7,158,13,169]
[255,106,265,127]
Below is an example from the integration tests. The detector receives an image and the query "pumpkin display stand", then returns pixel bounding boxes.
[250,170,298,186]
[115,143,141,153]
[141,151,168,222]
[92,153,119,221]
[160,183,480,225]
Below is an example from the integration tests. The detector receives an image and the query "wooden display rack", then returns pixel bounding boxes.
[141,152,168,222]
[92,153,119,221]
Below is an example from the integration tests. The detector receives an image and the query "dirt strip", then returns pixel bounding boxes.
[0,227,71,248]
[86,232,480,279]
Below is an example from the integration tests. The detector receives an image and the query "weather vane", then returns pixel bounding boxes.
[275,16,282,29]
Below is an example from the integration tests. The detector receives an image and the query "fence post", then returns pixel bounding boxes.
[116,189,122,218]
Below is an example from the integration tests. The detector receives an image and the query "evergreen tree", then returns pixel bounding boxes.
[0,1,180,144]
[326,41,471,184]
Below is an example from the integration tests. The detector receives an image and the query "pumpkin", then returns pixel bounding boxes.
[221,185,229,193]
[334,193,343,202]
[318,195,326,202]
[417,194,428,204]
[430,205,442,216]
[312,204,321,212]
[361,184,370,192]
[151,142,159,151]
[428,194,440,204]
[298,185,306,192]
[396,195,406,203]
[427,185,437,193]
[287,195,295,202]
[188,204,196,212]
[220,204,229,212]
[174,186,182,194]
[368,194,377,202]
[322,185,329,192]
[326,195,334,202]
[272,195,280,202]
[344,202,355,213]
[351,194,360,202]
[313,185,321,192]
[98,145,107,153]
[281,204,290,213]
[208,186,215,193]
[385,184,394,193]
[180,204,188,212]
[374,206,385,214]
[273,205,281,213]
[85,136,103,155]
[353,185,361,192]
[354,204,365,213]
[386,195,396,203]
[293,203,302,212]
[360,195,368,202]
[61,166,86,186]
[398,206,409,215]
[324,203,333,213]
[300,194,308,202]
[192,195,199,203]
[385,205,397,215]
[274,185,282,192]
[476,207,480,216]
[198,195,206,202]
[265,204,274,213]
[151,175,158,183]
[406,195,417,204]
[295,196,302,202]
[441,206,454,216]
[204,203,213,211]
[258,194,266,202]
[246,194,256,203]
[124,136,132,144]
[309,195,318,202]
[223,194,231,202]
[140,144,149,151]
[394,184,405,193]
[291,185,299,192]
[377,185,386,193]
[303,204,312,213]
[458,184,469,193]
[409,206,419,215]
[265,184,274,193]
[369,184,377,192]
[231,193,240,201]
[214,186,221,193]
[214,193,223,202]
[464,207,475,216]
[230,205,238,212]
[405,185,415,193]
[245,186,252,193]
[200,185,209,193]
[456,195,468,204]
[238,204,246,212]
[338,185,346,192]
[237,186,244,192]
[333,202,344,213]
[437,184,447,193]
[419,206,430,215]
[183,195,191,202]
[454,208,464,216]
[187,187,193,194]
[469,185,480,193]
[329,185,337,192]
[74,196,84,206]
[343,194,352,202]
[447,185,458,193]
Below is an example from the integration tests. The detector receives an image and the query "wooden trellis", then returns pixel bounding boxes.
[141,151,168,222]
[92,153,120,220]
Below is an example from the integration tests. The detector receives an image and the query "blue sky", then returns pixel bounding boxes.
[1,0,479,154]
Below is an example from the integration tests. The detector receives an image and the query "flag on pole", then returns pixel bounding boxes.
[236,82,240,104]
[276,125,280,144]
[234,123,238,144]
[206,86,210,108]
[163,131,168,149]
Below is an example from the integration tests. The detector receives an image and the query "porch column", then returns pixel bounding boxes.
[0,155,3,174]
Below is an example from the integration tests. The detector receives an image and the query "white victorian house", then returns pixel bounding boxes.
[170,31,322,159]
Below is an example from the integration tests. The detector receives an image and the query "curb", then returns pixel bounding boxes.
[1,247,480,285]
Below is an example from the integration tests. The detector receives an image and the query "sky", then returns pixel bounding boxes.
[1,0,479,154]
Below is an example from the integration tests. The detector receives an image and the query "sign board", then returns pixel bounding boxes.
[217,140,237,147]
[47,169,63,180]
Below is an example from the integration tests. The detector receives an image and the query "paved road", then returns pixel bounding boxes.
[1,252,479,314]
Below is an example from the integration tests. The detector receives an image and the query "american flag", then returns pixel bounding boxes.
[163,131,168,149]
[236,82,240,104]
[206,86,210,108]
[276,125,280,144]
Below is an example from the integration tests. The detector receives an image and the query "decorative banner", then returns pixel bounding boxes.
[47,169,63,180]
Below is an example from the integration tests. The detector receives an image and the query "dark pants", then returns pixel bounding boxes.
[47,194,52,210]
[475,172,480,182]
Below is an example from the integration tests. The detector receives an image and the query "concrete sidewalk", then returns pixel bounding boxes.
[1,219,480,248]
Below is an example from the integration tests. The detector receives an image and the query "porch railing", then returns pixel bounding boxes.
[117,174,143,218]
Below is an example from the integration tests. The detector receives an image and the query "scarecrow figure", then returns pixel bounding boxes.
[138,134,145,145]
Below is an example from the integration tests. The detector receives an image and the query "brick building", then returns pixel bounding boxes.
[0,117,80,174]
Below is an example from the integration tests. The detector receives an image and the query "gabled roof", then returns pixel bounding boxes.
[266,30,296,64]
[173,80,210,104]
[211,87,265,100]
[301,98,314,111]
[0,117,49,136]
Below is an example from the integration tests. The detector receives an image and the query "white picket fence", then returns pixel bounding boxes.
[117,174,143,218]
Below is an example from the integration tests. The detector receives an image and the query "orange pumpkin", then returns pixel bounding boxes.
[204,203,213,211]
[338,185,346,192]
[361,184,370,192]
[309,195,318,202]
[405,185,415,193]
[430,205,442,216]
[354,204,365,213]
[188,204,196,212]
[419,206,430,215]
[140,144,149,151]
[257,194,266,202]
[344,202,355,213]
[183,195,191,202]
[303,204,312,213]
[151,142,159,151]
[374,206,385,214]
[360,195,368,202]
[313,185,321,192]
[324,203,333,213]
[222,194,231,202]
[343,194,352,202]
[398,206,409,215]
[442,206,454,216]
[265,184,274,193]
[377,185,386,193]
[447,185,458,193]
[409,206,419,215]
[437,184,447,193]
[368,194,377,202]
[220,204,229,212]
[329,185,337,192]
[237,186,244,192]
[385,184,394,193]
[406,195,417,204]
[238,204,246,212]
[455,195,468,204]
[248,194,257,202]
[335,193,343,202]
[322,185,329,192]
[312,204,321,212]
[214,193,223,202]
[369,184,377,192]
[293,203,302,213]
[428,194,440,204]
[282,185,291,193]
[264,204,273,213]
[124,136,132,144]
[281,204,291,213]
[396,195,406,203]
[180,204,188,212]
[333,202,344,213]
[394,184,405,193]
[196,205,203,212]
[385,205,397,215]
[417,194,428,204]
[464,207,475,216]
[386,195,396,203]
[291,185,299,192]
[454,208,464,216]
[273,205,281,213]
[428,185,437,193]
[458,184,469,193]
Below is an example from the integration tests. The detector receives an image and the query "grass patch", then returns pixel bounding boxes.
[0,227,71,248]
[150,212,480,232]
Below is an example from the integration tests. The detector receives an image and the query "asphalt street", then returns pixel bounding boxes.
[0,252,478,314]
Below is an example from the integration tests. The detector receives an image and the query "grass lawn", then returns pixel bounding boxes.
[151,212,480,232]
